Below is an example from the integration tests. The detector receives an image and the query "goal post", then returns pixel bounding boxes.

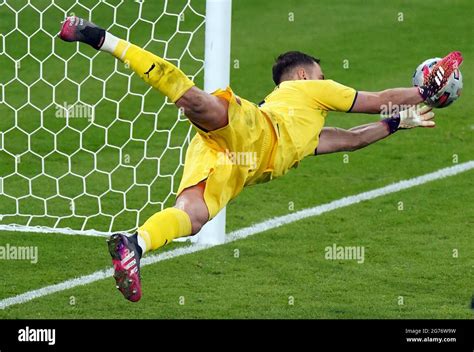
[190,0,232,245]
[0,0,231,244]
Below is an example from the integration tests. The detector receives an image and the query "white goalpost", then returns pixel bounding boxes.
[187,0,231,245]
[0,0,231,244]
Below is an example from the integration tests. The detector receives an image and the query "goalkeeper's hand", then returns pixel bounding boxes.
[399,105,435,129]
[418,51,463,103]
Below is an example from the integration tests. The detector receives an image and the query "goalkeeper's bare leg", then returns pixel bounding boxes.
[60,17,221,301]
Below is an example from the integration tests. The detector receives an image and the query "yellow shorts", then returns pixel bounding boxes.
[177,87,277,219]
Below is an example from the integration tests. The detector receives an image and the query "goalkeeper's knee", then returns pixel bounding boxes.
[175,185,210,235]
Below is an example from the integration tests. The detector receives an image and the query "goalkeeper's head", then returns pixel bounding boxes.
[272,51,323,85]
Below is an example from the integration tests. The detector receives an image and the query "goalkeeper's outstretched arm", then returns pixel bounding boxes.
[316,106,435,155]
[349,52,463,114]
[350,88,423,114]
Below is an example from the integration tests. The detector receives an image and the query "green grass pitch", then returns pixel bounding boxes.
[0,0,473,318]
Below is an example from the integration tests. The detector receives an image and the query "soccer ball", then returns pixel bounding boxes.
[412,57,463,108]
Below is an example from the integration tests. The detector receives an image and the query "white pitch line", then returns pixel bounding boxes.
[0,224,109,237]
[227,160,474,241]
[1,161,473,310]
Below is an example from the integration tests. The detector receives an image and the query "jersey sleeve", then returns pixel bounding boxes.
[303,79,357,112]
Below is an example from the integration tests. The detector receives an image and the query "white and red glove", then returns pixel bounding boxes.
[418,51,463,103]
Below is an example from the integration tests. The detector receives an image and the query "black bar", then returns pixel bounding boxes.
[0,319,473,351]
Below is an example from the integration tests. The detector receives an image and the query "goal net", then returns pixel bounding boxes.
[0,0,227,237]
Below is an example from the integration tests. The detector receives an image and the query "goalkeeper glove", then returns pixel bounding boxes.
[418,51,463,103]
[398,104,435,129]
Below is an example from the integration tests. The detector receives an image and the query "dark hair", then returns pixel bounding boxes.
[272,51,320,85]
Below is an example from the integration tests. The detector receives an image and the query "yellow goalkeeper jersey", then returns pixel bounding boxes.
[178,80,357,218]
[259,79,357,178]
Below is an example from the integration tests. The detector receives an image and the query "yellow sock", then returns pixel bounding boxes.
[112,39,194,102]
[137,208,192,252]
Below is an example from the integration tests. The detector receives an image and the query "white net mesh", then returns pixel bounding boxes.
[0,0,205,234]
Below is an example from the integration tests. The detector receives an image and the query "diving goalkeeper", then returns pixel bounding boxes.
[59,17,462,302]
